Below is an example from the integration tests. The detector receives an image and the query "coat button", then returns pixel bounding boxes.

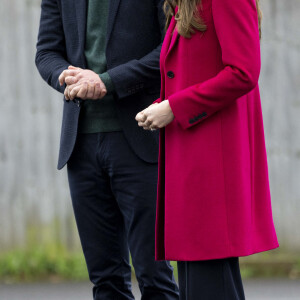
[167,71,175,79]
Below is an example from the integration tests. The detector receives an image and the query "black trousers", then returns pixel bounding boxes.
[177,258,245,300]
[67,132,179,300]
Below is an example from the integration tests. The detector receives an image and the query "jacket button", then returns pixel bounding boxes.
[167,71,175,79]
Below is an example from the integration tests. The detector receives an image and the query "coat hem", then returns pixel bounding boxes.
[155,243,279,261]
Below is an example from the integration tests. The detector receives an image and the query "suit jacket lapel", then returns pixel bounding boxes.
[75,0,87,65]
[106,0,121,46]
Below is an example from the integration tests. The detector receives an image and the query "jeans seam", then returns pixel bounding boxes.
[185,262,188,300]
[222,261,226,300]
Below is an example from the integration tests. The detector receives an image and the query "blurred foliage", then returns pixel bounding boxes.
[0,244,88,283]
[0,246,299,282]
[240,248,300,279]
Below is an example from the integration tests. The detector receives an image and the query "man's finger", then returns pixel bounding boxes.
[98,81,107,99]
[59,70,66,86]
[59,70,71,86]
[100,88,107,99]
[94,83,101,99]
[64,86,70,100]
[59,70,80,86]
[77,82,88,99]
[67,80,83,92]
[86,82,95,99]
[68,65,81,70]
[69,85,81,100]
[68,79,89,99]
[65,76,79,86]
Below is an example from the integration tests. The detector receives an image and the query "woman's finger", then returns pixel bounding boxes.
[136,112,146,122]
[150,125,159,130]
[144,119,152,127]
[138,119,152,127]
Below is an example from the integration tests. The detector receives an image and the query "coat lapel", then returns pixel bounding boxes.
[165,7,180,59]
[167,25,179,56]
[160,18,175,62]
[106,0,121,46]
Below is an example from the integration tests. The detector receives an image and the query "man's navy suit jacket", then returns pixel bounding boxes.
[35,0,165,170]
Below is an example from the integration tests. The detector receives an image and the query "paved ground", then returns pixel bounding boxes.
[0,279,299,300]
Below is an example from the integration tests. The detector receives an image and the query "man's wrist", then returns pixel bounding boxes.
[99,72,115,95]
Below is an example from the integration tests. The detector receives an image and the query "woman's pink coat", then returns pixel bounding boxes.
[154,0,279,261]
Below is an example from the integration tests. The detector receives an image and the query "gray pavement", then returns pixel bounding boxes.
[0,279,299,300]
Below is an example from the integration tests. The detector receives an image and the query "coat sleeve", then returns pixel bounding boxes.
[107,0,165,100]
[168,0,261,130]
[35,0,70,94]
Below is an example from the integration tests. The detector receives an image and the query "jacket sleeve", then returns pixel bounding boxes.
[107,0,165,100]
[35,0,70,94]
[168,0,261,130]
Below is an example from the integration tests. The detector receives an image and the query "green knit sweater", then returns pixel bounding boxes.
[78,0,121,133]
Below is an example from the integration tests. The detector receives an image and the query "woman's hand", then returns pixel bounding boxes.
[135,100,175,130]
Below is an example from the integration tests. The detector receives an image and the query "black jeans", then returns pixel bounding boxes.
[177,258,245,300]
[67,132,179,300]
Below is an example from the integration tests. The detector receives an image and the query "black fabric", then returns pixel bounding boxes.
[67,132,179,300]
[35,0,165,169]
[177,258,245,300]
